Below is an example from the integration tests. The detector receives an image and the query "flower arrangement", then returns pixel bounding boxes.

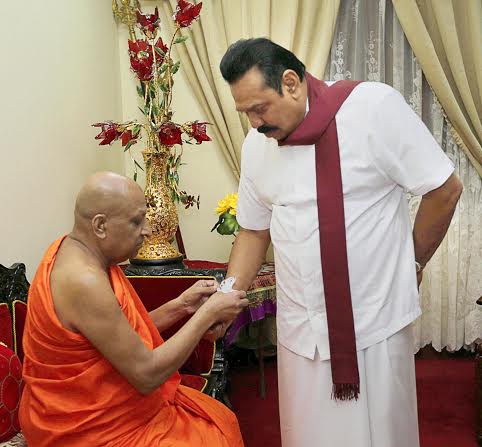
[92,0,210,209]
[211,193,240,236]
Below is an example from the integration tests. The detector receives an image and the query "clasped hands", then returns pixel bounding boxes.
[179,279,248,342]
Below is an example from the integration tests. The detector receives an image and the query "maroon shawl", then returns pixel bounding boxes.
[279,73,361,400]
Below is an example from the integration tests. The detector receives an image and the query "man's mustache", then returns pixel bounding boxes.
[257,125,278,135]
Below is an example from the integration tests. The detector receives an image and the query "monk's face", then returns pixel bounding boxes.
[230,67,306,141]
[103,186,151,263]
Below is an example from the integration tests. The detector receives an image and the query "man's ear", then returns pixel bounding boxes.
[281,69,302,99]
[92,214,107,239]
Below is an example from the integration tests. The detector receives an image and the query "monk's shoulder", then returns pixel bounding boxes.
[52,250,109,303]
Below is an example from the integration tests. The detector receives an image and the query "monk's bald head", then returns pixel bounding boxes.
[70,172,150,264]
[74,172,143,222]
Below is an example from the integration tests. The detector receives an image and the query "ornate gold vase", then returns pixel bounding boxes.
[130,151,183,265]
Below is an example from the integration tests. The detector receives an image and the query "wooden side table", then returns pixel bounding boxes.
[225,263,276,399]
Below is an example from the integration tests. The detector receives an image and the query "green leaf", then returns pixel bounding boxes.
[123,140,136,152]
[159,63,168,74]
[174,35,189,44]
[171,61,181,75]
[132,124,141,136]
[154,46,166,57]
[217,213,239,235]
[134,159,145,172]
[133,172,138,182]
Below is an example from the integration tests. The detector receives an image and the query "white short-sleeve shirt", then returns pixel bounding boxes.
[237,82,454,360]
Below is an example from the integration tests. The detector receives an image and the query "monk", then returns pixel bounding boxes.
[19,171,248,446]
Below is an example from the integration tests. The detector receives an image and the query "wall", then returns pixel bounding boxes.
[0,1,124,279]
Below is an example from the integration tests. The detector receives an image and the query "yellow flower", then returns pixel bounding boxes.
[215,193,238,216]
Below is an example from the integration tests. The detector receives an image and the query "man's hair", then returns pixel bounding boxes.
[220,38,306,94]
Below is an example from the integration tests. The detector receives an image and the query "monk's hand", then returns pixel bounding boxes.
[203,290,249,323]
[179,279,219,315]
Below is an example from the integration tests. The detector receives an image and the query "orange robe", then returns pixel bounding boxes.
[19,238,244,447]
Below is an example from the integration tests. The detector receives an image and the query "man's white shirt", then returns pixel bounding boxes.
[236,81,454,360]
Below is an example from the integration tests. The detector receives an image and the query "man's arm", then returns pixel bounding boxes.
[226,227,271,291]
[56,270,248,395]
[413,173,463,283]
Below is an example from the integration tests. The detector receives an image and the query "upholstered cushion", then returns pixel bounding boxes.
[0,343,22,442]
[11,303,27,363]
[180,374,208,392]
[127,276,216,375]
[0,306,12,351]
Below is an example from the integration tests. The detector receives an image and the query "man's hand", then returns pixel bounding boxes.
[179,279,219,315]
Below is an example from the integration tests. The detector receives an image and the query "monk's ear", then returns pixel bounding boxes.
[281,69,302,99]
[92,214,107,239]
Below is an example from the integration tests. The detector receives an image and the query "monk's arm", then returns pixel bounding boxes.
[227,227,271,291]
[62,271,247,394]
[148,299,187,333]
[148,280,218,333]
[413,174,462,282]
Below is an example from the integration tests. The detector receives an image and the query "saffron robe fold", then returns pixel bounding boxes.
[19,237,244,447]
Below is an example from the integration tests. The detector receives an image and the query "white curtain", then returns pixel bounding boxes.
[324,0,481,352]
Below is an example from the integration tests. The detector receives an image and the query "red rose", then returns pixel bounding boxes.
[174,0,202,28]
[128,39,154,81]
[154,37,168,64]
[136,7,160,37]
[121,130,136,147]
[92,122,122,145]
[159,122,182,147]
[188,121,211,144]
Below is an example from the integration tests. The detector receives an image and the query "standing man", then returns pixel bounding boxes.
[219,38,462,446]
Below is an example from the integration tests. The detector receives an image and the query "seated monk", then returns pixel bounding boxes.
[19,171,248,447]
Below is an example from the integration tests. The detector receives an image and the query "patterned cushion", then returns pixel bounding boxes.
[180,374,208,392]
[0,306,12,351]
[0,343,22,442]
[0,432,26,446]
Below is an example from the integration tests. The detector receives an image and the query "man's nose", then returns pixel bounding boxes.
[247,112,263,129]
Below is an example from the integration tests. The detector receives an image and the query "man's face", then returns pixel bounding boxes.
[104,186,151,263]
[230,67,305,141]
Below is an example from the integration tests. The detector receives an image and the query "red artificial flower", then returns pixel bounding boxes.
[92,122,122,145]
[128,39,154,81]
[136,7,160,37]
[154,37,168,64]
[174,0,202,28]
[159,122,182,147]
[188,121,211,144]
[121,130,136,146]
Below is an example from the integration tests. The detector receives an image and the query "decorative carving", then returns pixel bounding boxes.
[124,264,226,283]
[0,264,30,307]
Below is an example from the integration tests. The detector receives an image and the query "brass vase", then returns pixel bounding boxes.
[130,150,183,265]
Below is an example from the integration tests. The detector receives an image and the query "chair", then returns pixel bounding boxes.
[126,275,228,399]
